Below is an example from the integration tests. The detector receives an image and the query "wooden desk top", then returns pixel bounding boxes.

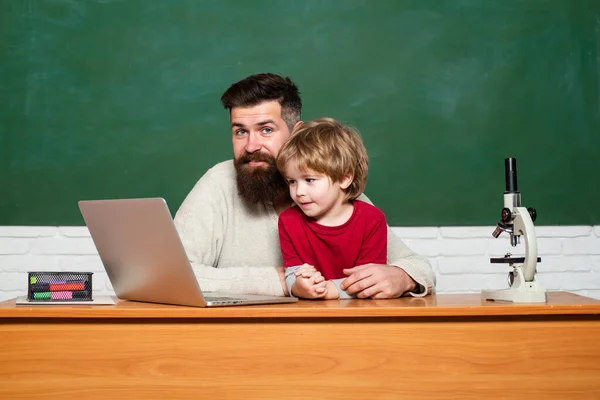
[1,291,599,319]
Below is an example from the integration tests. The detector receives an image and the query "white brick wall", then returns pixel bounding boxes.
[1,225,599,302]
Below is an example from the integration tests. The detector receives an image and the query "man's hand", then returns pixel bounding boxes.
[340,264,418,299]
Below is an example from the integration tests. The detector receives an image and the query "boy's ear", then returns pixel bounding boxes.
[339,174,353,190]
[292,120,303,132]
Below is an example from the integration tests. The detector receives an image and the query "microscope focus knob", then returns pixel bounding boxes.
[501,207,512,223]
[527,207,537,222]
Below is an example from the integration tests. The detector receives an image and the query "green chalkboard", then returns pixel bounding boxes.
[1,0,599,226]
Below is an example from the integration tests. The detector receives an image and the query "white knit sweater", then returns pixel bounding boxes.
[174,160,435,296]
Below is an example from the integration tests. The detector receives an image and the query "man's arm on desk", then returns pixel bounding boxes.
[189,263,287,296]
[341,227,435,298]
[342,195,435,299]
[175,212,288,296]
[173,166,288,297]
[385,224,435,297]
[174,210,288,297]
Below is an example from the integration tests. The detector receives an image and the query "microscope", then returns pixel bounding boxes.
[481,158,547,303]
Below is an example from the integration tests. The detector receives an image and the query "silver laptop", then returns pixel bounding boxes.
[78,198,297,307]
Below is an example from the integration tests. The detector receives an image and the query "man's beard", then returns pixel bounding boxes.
[234,152,288,205]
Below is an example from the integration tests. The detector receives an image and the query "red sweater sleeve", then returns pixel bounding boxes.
[278,212,303,268]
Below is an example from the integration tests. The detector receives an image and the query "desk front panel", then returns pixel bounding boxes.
[1,316,599,399]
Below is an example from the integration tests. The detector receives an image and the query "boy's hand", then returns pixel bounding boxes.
[293,279,339,300]
[291,268,327,299]
[323,281,340,300]
[289,264,339,300]
[294,263,325,283]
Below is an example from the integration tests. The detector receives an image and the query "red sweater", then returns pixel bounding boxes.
[278,200,388,280]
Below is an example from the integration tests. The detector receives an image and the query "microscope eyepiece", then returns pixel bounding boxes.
[504,158,518,193]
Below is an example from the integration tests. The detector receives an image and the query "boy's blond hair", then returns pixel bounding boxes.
[276,118,369,201]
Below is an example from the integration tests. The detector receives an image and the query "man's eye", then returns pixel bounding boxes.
[262,127,273,134]
[235,129,247,136]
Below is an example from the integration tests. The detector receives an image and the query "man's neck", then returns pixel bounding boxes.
[273,193,294,215]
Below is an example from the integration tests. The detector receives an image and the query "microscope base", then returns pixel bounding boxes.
[482,281,547,303]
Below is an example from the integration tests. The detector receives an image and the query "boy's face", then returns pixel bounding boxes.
[283,163,352,225]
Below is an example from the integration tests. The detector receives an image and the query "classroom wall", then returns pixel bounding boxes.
[1,225,599,302]
[3,0,600,227]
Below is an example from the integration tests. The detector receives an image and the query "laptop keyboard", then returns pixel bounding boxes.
[204,296,243,301]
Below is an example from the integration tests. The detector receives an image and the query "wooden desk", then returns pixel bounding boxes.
[1,292,599,399]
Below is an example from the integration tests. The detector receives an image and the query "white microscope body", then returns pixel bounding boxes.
[481,158,547,303]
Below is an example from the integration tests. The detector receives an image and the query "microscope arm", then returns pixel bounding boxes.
[513,207,538,282]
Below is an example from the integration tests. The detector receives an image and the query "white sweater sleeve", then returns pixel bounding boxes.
[190,264,285,297]
[174,163,285,297]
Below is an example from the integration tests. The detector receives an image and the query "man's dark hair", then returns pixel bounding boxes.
[220,73,302,130]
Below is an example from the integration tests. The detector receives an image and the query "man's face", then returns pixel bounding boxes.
[230,100,299,205]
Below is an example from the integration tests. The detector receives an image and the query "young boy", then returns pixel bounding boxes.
[276,118,388,300]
